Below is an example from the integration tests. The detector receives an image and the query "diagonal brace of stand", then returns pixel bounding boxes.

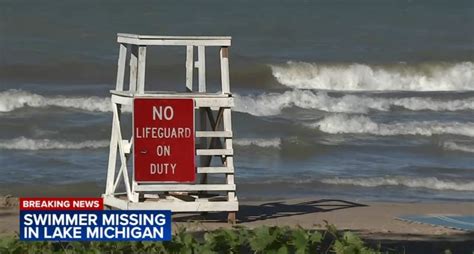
[200,108,226,185]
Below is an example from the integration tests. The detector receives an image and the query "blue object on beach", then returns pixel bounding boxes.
[397,215,474,231]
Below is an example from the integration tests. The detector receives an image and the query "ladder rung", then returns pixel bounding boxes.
[121,140,131,154]
[197,167,234,173]
[196,149,233,156]
[196,131,232,137]
[134,184,236,192]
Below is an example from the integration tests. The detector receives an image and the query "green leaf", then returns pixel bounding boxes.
[291,228,308,253]
[249,226,276,252]
[0,225,389,254]
[343,232,364,248]
[333,240,345,254]
[309,231,323,244]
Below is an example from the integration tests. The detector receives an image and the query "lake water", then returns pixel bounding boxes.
[1,0,474,201]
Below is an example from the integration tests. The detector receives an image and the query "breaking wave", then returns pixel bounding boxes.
[234,90,474,116]
[321,176,474,191]
[313,114,474,137]
[5,88,474,117]
[441,141,474,153]
[0,89,116,112]
[271,61,474,91]
[0,137,109,150]
[234,138,281,149]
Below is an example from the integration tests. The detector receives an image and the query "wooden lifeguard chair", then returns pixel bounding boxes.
[103,34,238,223]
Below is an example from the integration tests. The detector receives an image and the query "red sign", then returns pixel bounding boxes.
[134,99,195,182]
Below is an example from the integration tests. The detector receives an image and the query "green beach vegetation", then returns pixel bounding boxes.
[0,224,397,254]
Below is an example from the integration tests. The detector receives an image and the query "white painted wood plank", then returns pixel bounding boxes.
[134,184,236,192]
[223,108,236,201]
[115,44,127,91]
[102,195,128,210]
[137,46,147,94]
[197,167,234,174]
[122,139,131,154]
[195,98,233,107]
[117,37,231,46]
[112,105,133,201]
[113,165,124,192]
[105,104,119,195]
[110,90,230,98]
[129,201,239,212]
[104,195,239,211]
[111,94,133,105]
[199,107,208,185]
[197,44,208,183]
[226,186,236,200]
[118,33,231,40]
[110,93,233,107]
[185,46,194,92]
[196,131,232,137]
[196,149,233,156]
[129,46,138,92]
[197,46,206,92]
[220,47,230,94]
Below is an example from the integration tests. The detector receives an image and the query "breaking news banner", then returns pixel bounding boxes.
[19,198,172,241]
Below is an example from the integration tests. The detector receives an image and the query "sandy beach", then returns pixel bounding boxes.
[3,195,473,246]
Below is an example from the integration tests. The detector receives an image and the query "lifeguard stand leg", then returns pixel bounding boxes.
[185,46,194,92]
[197,46,209,185]
[220,46,236,223]
[129,46,138,92]
[105,43,127,196]
[137,46,147,94]
[227,212,236,224]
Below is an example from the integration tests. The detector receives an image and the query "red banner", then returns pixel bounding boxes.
[19,198,103,210]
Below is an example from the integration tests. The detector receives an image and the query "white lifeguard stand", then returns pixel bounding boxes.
[103,34,238,223]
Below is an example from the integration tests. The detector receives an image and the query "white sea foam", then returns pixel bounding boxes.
[0,89,124,112]
[4,88,473,117]
[234,90,474,116]
[271,61,474,91]
[441,141,474,153]
[321,176,474,191]
[234,138,281,149]
[0,137,109,150]
[313,114,474,137]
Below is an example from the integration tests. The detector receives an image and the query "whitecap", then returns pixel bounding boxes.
[234,90,474,116]
[271,61,474,91]
[441,141,474,153]
[0,89,131,113]
[234,138,281,149]
[312,114,474,137]
[0,137,109,150]
[321,176,474,191]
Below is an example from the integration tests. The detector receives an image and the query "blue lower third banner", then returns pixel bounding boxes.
[20,210,172,241]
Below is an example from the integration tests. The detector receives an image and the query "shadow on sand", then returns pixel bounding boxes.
[174,199,367,223]
[173,199,474,253]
